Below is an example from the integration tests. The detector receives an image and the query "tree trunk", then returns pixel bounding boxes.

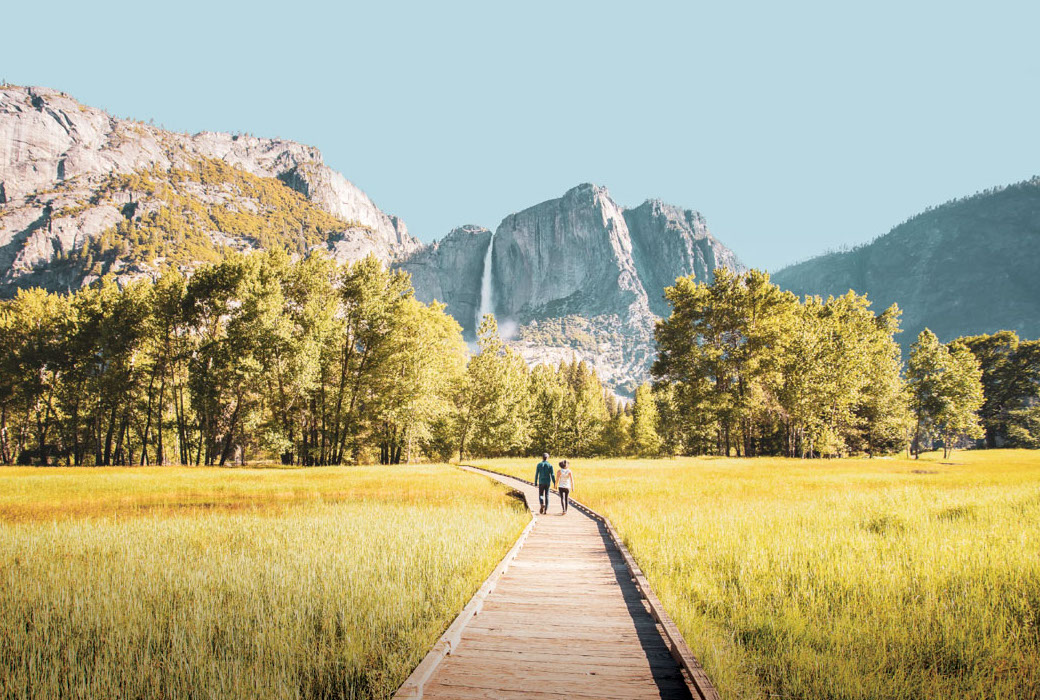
[0,404,9,465]
[113,404,131,466]
[155,374,166,465]
[38,385,58,465]
[174,380,187,466]
[103,403,118,466]
[140,371,157,466]
[330,332,355,463]
[218,395,243,467]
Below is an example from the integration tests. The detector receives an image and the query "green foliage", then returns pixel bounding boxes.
[0,253,467,466]
[653,268,911,457]
[631,382,662,457]
[516,315,603,351]
[0,255,1012,467]
[599,395,633,457]
[523,359,615,458]
[527,363,568,455]
[63,158,370,277]
[908,330,985,458]
[1007,405,1040,447]
[455,316,531,459]
[956,330,1040,447]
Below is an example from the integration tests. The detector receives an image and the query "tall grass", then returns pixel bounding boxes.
[486,451,1040,699]
[0,465,528,699]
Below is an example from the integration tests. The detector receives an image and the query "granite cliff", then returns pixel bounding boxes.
[772,178,1040,345]
[395,225,493,337]
[1,85,746,394]
[398,184,744,393]
[0,85,418,293]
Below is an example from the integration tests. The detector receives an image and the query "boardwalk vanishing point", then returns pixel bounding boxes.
[395,466,718,700]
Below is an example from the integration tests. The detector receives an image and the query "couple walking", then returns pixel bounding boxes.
[534,453,575,515]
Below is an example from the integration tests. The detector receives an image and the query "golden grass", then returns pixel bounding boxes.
[0,464,509,522]
[0,465,528,699]
[483,450,1040,699]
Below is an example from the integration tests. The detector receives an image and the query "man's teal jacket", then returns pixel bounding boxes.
[535,460,556,486]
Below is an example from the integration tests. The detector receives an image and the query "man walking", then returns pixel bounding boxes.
[535,452,555,514]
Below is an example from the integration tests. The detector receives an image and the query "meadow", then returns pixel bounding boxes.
[0,465,528,700]
[485,450,1040,700]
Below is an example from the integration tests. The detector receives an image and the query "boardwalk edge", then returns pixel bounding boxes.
[460,463,721,700]
[392,476,537,700]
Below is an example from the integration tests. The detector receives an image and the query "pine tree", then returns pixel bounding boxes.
[631,382,662,457]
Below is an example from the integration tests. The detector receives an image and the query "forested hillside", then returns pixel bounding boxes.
[773,178,1040,344]
[0,85,417,295]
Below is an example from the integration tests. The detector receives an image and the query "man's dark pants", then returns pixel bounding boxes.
[538,483,550,511]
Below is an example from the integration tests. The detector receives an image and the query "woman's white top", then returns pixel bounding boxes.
[557,468,574,490]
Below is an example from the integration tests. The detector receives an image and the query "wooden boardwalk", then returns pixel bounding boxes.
[417,467,699,700]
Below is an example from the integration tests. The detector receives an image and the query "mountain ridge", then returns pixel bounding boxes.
[6,84,1038,394]
[772,176,1040,345]
[397,181,744,393]
[0,84,419,294]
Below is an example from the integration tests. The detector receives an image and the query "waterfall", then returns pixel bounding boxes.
[475,231,496,334]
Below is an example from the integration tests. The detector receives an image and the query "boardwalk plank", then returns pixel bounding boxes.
[419,469,694,700]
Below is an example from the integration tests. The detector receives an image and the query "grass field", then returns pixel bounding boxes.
[484,450,1040,700]
[0,465,528,700]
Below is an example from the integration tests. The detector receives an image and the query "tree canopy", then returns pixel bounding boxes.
[0,261,1028,466]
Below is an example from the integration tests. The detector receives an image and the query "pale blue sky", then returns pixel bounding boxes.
[3,0,1038,269]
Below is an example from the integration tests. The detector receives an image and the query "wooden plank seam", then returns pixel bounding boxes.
[392,504,537,700]
[458,464,721,700]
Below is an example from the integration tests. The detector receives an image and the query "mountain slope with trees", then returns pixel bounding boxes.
[0,85,418,295]
[772,178,1040,344]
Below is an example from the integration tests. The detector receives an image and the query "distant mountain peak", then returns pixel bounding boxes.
[447,224,491,237]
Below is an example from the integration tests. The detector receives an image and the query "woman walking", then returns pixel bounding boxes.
[557,460,574,514]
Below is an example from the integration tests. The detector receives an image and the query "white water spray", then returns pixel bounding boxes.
[476,231,496,333]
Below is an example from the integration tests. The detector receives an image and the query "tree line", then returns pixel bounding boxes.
[0,252,647,466]
[1,259,1036,466]
[0,252,467,466]
[650,269,1038,458]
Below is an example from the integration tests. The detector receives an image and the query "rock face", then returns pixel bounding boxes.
[396,225,492,337]
[0,85,418,294]
[624,199,744,317]
[493,184,650,323]
[399,183,743,393]
[1,85,747,394]
[772,177,1040,345]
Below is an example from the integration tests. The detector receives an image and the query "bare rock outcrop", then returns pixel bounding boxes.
[0,85,417,293]
[395,225,492,337]
[624,199,745,317]
[401,183,744,393]
[492,183,652,324]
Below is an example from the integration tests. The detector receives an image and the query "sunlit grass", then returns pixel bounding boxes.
[483,450,1040,699]
[0,465,528,699]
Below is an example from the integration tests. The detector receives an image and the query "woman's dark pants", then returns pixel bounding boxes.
[559,487,570,512]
